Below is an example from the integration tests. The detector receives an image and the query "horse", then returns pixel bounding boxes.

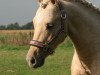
[26,0,100,75]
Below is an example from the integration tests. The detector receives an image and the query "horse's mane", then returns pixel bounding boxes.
[63,0,100,14]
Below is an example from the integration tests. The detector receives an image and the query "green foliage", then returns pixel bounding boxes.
[7,23,20,30]
[0,25,6,30]
[0,22,33,30]
[21,22,33,30]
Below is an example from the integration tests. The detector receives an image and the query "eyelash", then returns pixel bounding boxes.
[46,23,53,29]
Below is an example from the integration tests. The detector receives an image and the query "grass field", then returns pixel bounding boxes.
[0,30,33,45]
[0,30,74,75]
[0,42,74,75]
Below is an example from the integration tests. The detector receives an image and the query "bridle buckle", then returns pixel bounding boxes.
[61,10,67,19]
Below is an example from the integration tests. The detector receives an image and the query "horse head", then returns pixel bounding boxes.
[26,0,68,68]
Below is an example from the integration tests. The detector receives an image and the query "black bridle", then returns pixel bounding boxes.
[30,1,67,52]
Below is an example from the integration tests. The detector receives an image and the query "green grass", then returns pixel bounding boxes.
[0,43,74,75]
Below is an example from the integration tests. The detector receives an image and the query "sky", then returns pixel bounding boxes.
[0,0,100,25]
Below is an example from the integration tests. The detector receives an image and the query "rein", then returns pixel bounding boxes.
[30,1,67,51]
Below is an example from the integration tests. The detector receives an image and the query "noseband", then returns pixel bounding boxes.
[30,1,67,51]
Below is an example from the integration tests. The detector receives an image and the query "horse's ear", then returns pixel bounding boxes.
[51,0,57,4]
[37,0,43,3]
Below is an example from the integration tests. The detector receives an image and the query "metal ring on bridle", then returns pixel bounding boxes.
[61,10,67,19]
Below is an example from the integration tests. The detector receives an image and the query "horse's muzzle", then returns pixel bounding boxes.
[26,54,45,68]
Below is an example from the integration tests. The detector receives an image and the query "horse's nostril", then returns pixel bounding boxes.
[31,57,36,65]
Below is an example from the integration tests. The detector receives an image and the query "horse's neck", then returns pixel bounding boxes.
[65,1,100,53]
[64,1,100,70]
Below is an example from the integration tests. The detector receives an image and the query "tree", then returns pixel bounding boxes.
[21,22,33,29]
[7,22,20,30]
[0,25,6,30]
[0,21,34,30]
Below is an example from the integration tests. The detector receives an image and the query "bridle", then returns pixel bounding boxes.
[30,0,67,52]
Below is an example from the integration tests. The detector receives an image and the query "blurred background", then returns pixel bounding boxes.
[0,0,100,45]
[0,0,100,26]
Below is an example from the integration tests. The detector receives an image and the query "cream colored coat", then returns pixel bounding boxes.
[26,0,100,75]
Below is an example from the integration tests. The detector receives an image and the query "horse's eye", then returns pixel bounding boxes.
[46,23,53,29]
